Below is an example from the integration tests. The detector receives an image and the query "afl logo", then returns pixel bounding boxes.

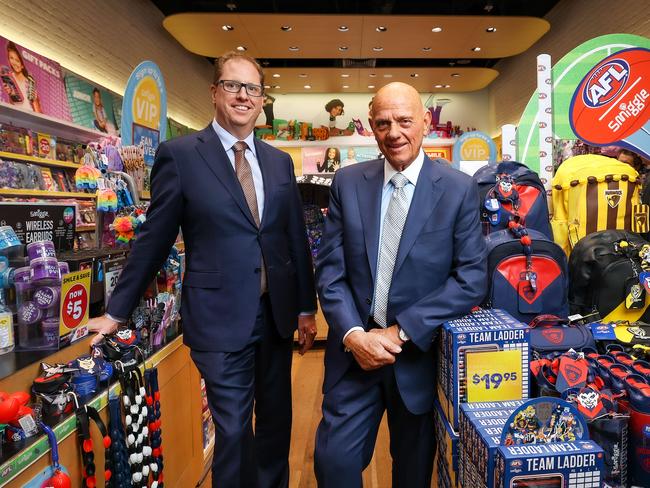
[582,59,630,108]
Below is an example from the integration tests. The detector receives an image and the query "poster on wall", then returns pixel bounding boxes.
[64,73,119,134]
[121,60,167,166]
[452,131,497,175]
[301,145,380,174]
[0,36,71,121]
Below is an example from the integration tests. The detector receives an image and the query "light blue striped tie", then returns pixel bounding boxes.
[373,172,409,328]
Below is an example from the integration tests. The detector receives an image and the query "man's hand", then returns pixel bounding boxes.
[368,325,404,347]
[343,329,402,371]
[88,315,120,346]
[298,314,317,355]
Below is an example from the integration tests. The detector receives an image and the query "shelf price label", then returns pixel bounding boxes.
[465,349,522,402]
[59,269,91,343]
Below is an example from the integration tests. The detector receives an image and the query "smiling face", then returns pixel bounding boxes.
[369,83,430,171]
[210,58,263,139]
[7,49,23,74]
[327,148,337,159]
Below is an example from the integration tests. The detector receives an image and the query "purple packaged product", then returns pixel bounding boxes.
[13,266,31,284]
[58,261,69,276]
[26,241,56,260]
[40,318,59,346]
[30,257,60,283]
[18,300,42,324]
[33,286,60,309]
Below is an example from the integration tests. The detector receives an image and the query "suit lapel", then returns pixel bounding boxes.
[357,162,384,283]
[394,157,443,273]
[254,138,274,227]
[195,125,257,227]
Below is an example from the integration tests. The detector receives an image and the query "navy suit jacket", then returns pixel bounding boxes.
[315,156,487,414]
[108,125,317,352]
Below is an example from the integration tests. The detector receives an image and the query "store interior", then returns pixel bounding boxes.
[0,0,648,486]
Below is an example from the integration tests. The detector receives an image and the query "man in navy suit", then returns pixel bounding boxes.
[314,82,487,487]
[89,52,317,487]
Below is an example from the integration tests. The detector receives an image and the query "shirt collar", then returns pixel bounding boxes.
[383,149,425,188]
[211,118,257,158]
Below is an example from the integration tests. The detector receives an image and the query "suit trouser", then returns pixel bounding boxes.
[314,360,435,488]
[191,295,293,488]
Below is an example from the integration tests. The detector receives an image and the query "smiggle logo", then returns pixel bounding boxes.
[582,59,630,108]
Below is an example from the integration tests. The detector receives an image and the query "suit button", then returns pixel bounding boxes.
[366,298,372,304]
[254,267,261,274]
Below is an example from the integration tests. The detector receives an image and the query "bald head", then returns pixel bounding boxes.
[369,82,431,171]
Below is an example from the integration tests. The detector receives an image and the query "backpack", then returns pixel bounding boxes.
[568,230,650,323]
[483,226,569,324]
[551,154,645,256]
[473,161,552,239]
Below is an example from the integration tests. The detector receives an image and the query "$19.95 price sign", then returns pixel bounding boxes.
[465,349,523,402]
[59,269,92,341]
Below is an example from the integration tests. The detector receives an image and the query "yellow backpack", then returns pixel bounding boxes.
[551,154,646,256]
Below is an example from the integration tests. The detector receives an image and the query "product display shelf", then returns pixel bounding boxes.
[0,102,105,142]
[0,335,185,486]
[75,224,96,232]
[0,151,81,170]
[0,188,96,199]
[264,135,457,148]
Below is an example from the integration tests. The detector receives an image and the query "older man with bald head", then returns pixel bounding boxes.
[314,83,487,487]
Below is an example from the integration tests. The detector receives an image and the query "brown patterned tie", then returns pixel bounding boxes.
[232,141,267,293]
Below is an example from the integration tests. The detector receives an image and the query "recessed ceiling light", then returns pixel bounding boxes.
[373,46,384,52]
[432,27,443,33]
[264,85,270,89]
[273,85,280,89]
[298,73,308,78]
[368,85,375,89]
[280,25,292,32]
[376,26,387,32]
[272,73,280,78]
[288,46,299,51]
[222,25,234,31]
[383,74,393,78]
[410,73,419,78]
[434,84,443,88]
[369,73,377,77]
[471,46,481,52]
[236,46,247,51]
[451,73,460,77]
[341,73,350,78]
[339,46,349,51]
[457,59,471,65]
[338,25,349,32]
[422,47,432,52]
[342,85,350,88]
[444,84,451,88]
[304,85,311,89]
[486,27,497,33]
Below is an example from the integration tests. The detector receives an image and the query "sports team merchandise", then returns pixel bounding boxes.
[551,154,645,256]
[437,309,530,431]
[569,230,650,323]
[473,161,552,239]
[483,225,569,323]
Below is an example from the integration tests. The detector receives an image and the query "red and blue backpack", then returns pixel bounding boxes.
[483,224,568,324]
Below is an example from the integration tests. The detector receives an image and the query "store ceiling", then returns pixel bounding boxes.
[152,0,558,93]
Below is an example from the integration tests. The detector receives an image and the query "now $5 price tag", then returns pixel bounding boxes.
[59,269,92,340]
[465,349,523,402]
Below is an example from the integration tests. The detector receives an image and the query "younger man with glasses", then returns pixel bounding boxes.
[88,51,317,488]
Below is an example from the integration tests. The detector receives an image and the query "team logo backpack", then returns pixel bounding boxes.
[568,229,650,323]
[473,161,552,239]
[483,224,569,324]
[551,154,646,256]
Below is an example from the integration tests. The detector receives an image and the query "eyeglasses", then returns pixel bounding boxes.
[217,79,264,97]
